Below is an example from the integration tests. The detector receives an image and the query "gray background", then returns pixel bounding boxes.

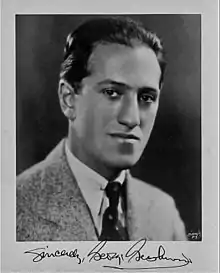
[16,14,201,238]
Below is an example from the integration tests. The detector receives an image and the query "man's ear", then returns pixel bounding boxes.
[159,81,164,91]
[58,79,76,120]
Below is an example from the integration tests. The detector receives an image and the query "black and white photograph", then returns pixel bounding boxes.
[16,14,201,242]
[1,0,218,272]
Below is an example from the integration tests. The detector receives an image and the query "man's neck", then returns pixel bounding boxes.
[66,137,123,181]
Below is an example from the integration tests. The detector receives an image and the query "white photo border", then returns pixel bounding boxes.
[1,0,219,272]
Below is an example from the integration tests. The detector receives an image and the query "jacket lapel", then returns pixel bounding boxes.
[40,140,98,241]
[126,172,140,240]
[38,140,155,241]
[126,172,152,241]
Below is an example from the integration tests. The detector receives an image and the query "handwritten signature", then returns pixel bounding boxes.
[24,238,192,270]
[24,246,84,264]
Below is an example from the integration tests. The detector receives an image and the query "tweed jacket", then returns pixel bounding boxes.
[16,140,187,241]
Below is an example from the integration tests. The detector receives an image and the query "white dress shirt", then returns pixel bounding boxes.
[65,141,126,235]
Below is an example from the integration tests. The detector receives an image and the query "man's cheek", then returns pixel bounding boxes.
[143,110,157,128]
[97,110,115,132]
[141,119,156,142]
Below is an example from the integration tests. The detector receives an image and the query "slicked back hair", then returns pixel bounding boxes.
[60,16,166,90]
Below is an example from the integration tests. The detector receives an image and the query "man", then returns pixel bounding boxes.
[16,16,187,241]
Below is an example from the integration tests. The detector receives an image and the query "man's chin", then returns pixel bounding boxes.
[105,155,140,171]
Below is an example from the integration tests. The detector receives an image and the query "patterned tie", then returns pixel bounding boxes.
[99,181,129,241]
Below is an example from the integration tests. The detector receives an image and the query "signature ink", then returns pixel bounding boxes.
[87,240,124,265]
[24,239,192,271]
[87,238,192,270]
[24,246,83,264]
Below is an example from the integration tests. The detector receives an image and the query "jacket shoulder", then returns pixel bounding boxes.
[16,145,66,241]
[130,176,174,205]
[16,160,48,193]
[16,160,47,241]
[129,176,187,240]
[17,140,65,191]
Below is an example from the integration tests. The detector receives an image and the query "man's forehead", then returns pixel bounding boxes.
[85,43,161,89]
[88,43,157,70]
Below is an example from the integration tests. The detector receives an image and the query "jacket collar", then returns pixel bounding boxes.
[41,139,146,241]
[41,139,98,240]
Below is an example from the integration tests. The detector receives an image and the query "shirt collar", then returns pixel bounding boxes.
[65,140,126,222]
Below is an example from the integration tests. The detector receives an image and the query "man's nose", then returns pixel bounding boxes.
[117,95,140,129]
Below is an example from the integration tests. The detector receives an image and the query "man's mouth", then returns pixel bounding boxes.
[109,132,140,142]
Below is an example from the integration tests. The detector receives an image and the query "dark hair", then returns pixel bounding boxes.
[60,16,166,89]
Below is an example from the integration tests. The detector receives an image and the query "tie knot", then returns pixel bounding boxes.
[105,182,122,209]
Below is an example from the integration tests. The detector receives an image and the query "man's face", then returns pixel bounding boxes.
[70,43,161,175]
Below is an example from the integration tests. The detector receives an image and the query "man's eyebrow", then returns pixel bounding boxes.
[139,87,159,94]
[97,79,131,89]
[97,79,159,93]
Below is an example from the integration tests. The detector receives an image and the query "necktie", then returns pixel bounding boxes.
[99,182,129,241]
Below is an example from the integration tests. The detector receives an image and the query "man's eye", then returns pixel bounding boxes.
[102,88,120,99]
[139,93,156,103]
